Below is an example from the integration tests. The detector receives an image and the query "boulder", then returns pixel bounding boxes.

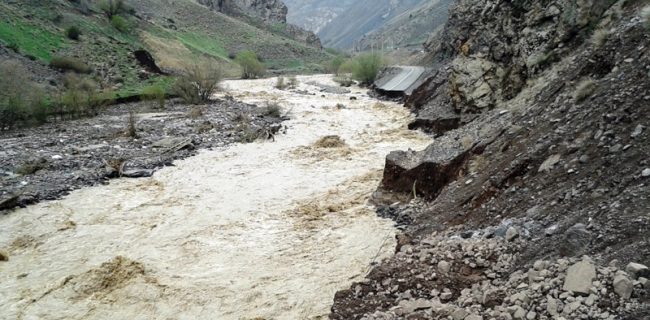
[438,260,451,274]
[396,299,437,314]
[613,273,634,299]
[381,143,470,200]
[505,226,519,241]
[625,262,650,279]
[563,259,596,296]
[0,194,20,211]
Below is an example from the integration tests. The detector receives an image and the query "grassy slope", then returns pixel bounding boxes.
[0,0,329,100]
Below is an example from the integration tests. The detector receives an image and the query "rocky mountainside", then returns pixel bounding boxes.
[283,0,356,34]
[197,0,288,23]
[332,0,650,319]
[284,0,451,50]
[356,0,452,52]
[196,0,322,48]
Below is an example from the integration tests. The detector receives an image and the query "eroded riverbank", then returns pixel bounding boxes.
[0,75,431,319]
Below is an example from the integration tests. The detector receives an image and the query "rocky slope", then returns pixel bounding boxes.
[332,0,650,318]
[196,0,322,48]
[197,0,288,23]
[356,0,453,52]
[284,0,450,50]
[283,0,356,34]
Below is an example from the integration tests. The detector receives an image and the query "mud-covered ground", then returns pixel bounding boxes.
[0,97,283,210]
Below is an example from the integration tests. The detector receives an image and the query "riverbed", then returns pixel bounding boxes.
[0,75,430,320]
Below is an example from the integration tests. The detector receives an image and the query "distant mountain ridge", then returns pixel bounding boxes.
[284,0,452,50]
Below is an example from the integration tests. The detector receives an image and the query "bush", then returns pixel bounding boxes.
[99,0,126,18]
[50,56,91,73]
[590,28,609,47]
[351,53,384,85]
[264,103,282,117]
[110,15,129,33]
[235,50,265,79]
[173,61,223,104]
[141,85,166,109]
[328,56,346,75]
[574,78,597,103]
[7,41,19,53]
[0,60,49,129]
[125,110,137,137]
[337,59,356,75]
[65,26,82,40]
[288,75,299,88]
[275,76,288,90]
[59,73,103,117]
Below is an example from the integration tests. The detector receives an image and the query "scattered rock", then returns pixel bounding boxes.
[642,168,650,177]
[0,250,8,261]
[613,273,634,299]
[625,262,650,279]
[538,154,561,172]
[438,260,451,274]
[120,168,154,178]
[505,226,519,241]
[152,137,194,151]
[631,124,644,138]
[563,259,596,296]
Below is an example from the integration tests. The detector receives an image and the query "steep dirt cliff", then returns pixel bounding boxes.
[332,0,650,319]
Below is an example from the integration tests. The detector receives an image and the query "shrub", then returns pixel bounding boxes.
[0,60,49,129]
[141,85,166,109]
[288,75,299,88]
[336,59,356,76]
[172,61,223,104]
[574,78,597,103]
[65,26,82,40]
[99,0,126,18]
[333,76,354,87]
[125,110,137,137]
[590,28,609,47]
[351,53,384,85]
[275,76,288,90]
[110,15,129,33]
[59,73,103,117]
[50,56,91,73]
[7,42,19,53]
[235,50,265,79]
[264,103,282,117]
[328,56,346,75]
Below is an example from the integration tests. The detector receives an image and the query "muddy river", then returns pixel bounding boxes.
[0,75,430,320]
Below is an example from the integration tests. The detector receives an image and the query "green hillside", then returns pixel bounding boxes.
[0,0,329,100]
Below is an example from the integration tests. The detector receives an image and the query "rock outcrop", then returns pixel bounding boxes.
[197,0,322,48]
[197,0,288,23]
[408,0,630,133]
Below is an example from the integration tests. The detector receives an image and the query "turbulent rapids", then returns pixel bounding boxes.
[0,75,430,320]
